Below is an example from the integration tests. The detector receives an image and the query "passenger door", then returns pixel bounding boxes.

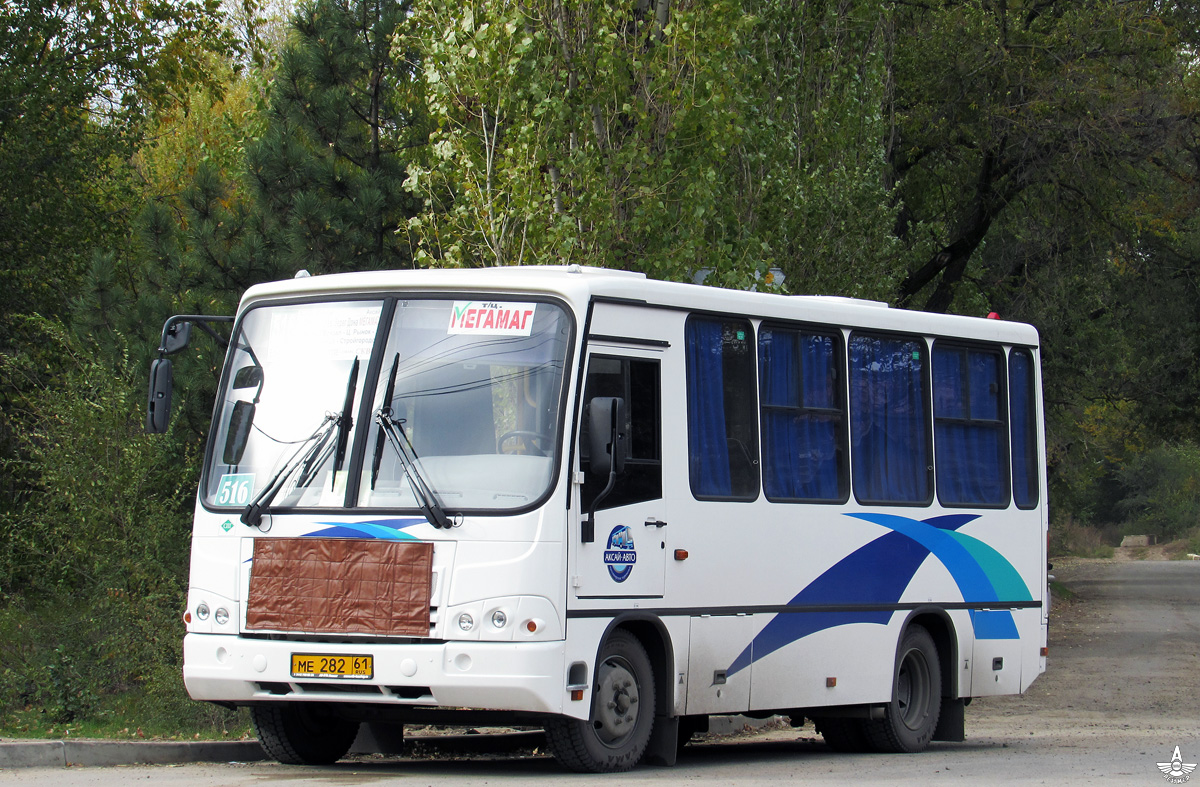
[571,346,667,599]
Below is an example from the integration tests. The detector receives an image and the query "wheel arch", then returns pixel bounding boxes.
[596,612,676,717]
[899,607,959,699]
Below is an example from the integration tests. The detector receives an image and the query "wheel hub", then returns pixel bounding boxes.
[593,657,640,746]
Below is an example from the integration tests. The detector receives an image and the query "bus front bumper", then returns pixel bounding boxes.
[183,633,571,716]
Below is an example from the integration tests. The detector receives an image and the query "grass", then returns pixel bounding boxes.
[0,691,252,741]
[1049,579,1075,603]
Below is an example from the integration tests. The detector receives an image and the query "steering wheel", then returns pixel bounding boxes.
[498,430,551,456]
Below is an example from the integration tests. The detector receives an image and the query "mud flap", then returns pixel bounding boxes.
[933,697,965,742]
[644,714,679,766]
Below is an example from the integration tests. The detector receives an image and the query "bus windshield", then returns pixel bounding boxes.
[202,297,572,515]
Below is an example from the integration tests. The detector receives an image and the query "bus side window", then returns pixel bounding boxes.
[932,343,1009,507]
[685,316,760,500]
[758,324,848,503]
[580,357,662,510]
[849,333,932,505]
[1009,349,1039,509]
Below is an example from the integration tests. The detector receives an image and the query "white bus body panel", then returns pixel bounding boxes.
[181,266,1047,731]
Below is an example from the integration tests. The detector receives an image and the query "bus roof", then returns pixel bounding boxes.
[239,265,1039,347]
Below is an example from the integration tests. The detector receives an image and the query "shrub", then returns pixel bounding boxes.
[1115,443,1200,541]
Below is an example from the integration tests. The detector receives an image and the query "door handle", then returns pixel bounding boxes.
[644,518,667,528]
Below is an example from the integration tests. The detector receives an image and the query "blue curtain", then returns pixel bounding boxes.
[687,319,732,496]
[849,336,930,503]
[1009,351,1038,508]
[933,347,1006,506]
[759,329,841,500]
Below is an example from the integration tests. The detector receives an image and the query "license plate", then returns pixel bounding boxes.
[291,653,373,680]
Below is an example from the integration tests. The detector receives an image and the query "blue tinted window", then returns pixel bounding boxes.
[933,344,1008,507]
[758,326,847,502]
[1009,350,1039,508]
[849,334,931,504]
[686,316,759,500]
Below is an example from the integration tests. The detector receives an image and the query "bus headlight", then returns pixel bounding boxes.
[214,608,230,626]
[491,610,508,629]
[458,613,475,632]
[196,603,211,621]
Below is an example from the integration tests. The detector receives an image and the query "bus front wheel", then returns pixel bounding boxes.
[545,630,656,772]
[251,704,358,765]
[864,624,942,753]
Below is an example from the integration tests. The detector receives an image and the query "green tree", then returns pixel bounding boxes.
[0,0,237,326]
[0,0,237,537]
[886,0,1194,314]
[247,0,425,275]
[406,0,903,294]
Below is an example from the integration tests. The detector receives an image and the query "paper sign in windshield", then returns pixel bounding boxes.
[448,302,536,336]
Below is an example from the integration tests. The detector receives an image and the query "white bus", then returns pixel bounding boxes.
[147,265,1047,772]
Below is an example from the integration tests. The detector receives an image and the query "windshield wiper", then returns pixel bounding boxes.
[370,353,400,490]
[376,407,451,529]
[241,414,337,527]
[241,359,360,528]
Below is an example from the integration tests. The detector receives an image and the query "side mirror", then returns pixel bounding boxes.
[232,365,264,390]
[223,400,256,465]
[583,397,626,543]
[162,320,192,355]
[146,358,174,434]
[588,397,627,477]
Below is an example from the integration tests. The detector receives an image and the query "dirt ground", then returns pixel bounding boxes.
[944,551,1200,748]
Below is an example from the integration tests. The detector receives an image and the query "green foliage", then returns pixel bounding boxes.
[405,0,903,294]
[1048,517,1116,559]
[0,318,210,727]
[890,0,1193,313]
[247,0,425,275]
[0,0,239,327]
[1114,443,1200,541]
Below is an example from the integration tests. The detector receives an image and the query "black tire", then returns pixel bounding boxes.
[863,624,942,753]
[251,704,359,765]
[814,716,876,753]
[545,630,656,772]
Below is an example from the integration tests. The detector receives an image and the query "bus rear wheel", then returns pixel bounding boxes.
[545,630,656,772]
[251,704,359,765]
[863,624,941,753]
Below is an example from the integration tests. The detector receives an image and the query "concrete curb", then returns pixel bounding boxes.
[0,739,267,769]
[0,717,779,769]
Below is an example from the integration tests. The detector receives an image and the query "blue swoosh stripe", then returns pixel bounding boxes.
[728,513,1029,676]
[302,517,426,540]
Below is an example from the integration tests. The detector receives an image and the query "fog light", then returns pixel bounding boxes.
[458,613,474,632]
[491,610,508,629]
[196,603,210,621]
[214,608,230,626]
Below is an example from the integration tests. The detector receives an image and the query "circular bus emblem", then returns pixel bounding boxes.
[604,525,637,582]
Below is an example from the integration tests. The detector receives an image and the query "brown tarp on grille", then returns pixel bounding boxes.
[246,538,433,637]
